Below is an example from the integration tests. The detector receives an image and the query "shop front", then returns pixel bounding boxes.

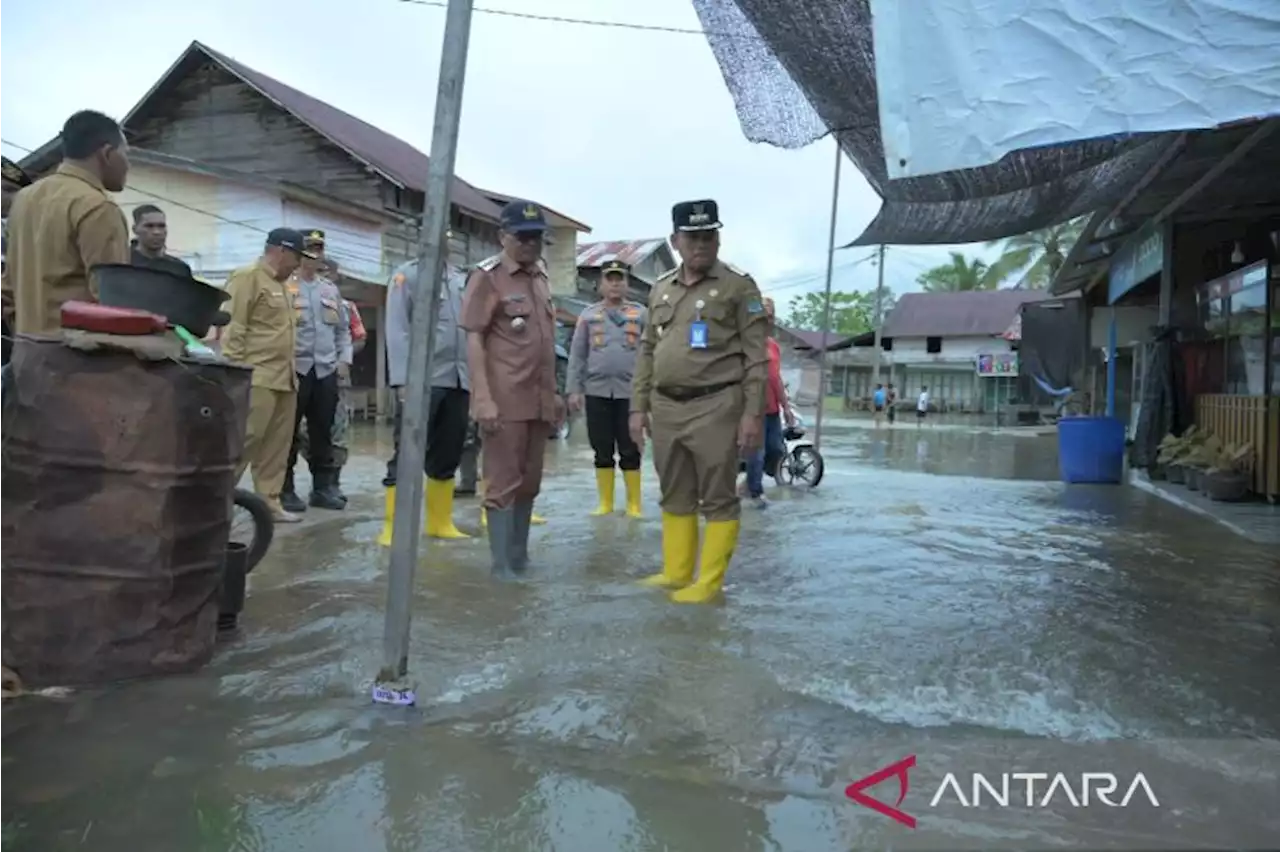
[1192,258,1279,498]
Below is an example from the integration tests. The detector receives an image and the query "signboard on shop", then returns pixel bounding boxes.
[976,353,1018,376]
[1108,225,1164,305]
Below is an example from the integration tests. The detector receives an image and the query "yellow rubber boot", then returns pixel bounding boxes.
[671,519,740,604]
[591,468,616,516]
[425,477,470,539]
[622,470,643,518]
[376,486,396,547]
[639,513,698,588]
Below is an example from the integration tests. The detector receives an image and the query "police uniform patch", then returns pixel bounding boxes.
[747,299,765,315]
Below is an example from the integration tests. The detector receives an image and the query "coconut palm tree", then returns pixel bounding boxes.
[985,218,1087,289]
[915,252,1004,292]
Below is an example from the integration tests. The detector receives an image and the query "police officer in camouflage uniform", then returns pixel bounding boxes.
[295,258,365,501]
[377,258,472,544]
[280,229,352,513]
[567,258,647,517]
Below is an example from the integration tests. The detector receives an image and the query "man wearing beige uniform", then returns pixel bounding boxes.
[222,228,315,523]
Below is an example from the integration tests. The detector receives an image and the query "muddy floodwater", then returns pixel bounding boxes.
[5,421,1279,850]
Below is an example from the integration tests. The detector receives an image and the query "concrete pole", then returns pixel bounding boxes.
[377,0,475,692]
[812,140,843,452]
[870,243,887,387]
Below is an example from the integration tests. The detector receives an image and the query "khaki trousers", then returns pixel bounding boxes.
[236,386,297,500]
[650,384,744,522]
[481,419,550,509]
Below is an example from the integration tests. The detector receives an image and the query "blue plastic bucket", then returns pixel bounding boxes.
[1057,416,1126,484]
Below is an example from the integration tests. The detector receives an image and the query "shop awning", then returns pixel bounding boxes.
[691,0,1223,245]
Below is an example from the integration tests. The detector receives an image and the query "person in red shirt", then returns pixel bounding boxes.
[744,297,793,506]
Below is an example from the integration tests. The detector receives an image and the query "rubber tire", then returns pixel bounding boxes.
[788,440,829,488]
[232,488,274,573]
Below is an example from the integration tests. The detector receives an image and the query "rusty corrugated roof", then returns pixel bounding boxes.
[882,290,1050,338]
[576,239,669,268]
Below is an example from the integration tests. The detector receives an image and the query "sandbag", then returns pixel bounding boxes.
[2,335,252,687]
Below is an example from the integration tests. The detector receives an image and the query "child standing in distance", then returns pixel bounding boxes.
[916,385,930,427]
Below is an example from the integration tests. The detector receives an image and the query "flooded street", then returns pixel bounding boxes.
[5,421,1279,851]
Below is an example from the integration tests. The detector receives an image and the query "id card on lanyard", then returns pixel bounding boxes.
[689,322,709,349]
[689,297,709,349]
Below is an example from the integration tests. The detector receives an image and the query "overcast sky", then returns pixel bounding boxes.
[1,0,985,307]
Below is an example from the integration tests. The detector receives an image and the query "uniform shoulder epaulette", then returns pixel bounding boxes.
[475,255,501,272]
[656,267,679,283]
[722,261,752,278]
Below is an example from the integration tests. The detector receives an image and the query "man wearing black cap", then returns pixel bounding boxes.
[567,258,648,517]
[460,199,565,577]
[279,229,352,512]
[630,200,769,604]
[222,227,315,523]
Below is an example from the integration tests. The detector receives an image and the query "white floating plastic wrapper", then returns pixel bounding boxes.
[870,0,1280,180]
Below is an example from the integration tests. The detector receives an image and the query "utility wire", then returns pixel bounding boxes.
[2,138,396,274]
[392,0,755,39]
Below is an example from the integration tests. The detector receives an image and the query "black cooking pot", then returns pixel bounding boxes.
[91,263,231,337]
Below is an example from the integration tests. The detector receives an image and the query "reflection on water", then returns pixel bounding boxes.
[5,425,1279,850]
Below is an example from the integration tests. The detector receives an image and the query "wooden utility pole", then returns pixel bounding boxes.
[376,0,475,696]
[812,140,843,452]
[870,244,887,388]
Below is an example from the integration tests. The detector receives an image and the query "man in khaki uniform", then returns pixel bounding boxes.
[2,110,131,335]
[222,228,315,523]
[567,258,647,517]
[630,200,769,604]
[461,200,565,577]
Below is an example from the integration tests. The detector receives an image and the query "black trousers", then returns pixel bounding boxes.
[585,395,641,470]
[287,368,340,477]
[383,385,471,486]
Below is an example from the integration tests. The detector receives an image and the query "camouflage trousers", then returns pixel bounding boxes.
[296,377,351,469]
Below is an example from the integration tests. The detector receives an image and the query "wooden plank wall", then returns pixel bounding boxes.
[1196,394,1277,498]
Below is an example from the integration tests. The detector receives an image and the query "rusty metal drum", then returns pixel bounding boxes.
[1,335,252,687]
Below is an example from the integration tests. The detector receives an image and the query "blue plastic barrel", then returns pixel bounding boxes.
[1057,416,1126,484]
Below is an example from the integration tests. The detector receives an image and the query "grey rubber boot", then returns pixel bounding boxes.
[486,506,517,579]
[511,499,534,575]
[456,443,478,495]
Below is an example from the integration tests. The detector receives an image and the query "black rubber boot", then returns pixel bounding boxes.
[486,506,517,579]
[217,542,249,632]
[309,470,346,510]
[511,499,534,575]
[280,468,307,514]
[331,468,349,507]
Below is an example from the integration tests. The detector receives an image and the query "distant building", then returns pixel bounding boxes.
[825,290,1050,412]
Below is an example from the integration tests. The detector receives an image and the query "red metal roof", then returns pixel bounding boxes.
[576,239,669,268]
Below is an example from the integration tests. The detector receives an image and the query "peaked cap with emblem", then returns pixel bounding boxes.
[303,229,326,246]
[601,259,630,277]
[672,199,722,232]
[2,157,33,189]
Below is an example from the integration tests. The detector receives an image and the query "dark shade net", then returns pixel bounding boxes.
[2,337,251,687]
[1017,299,1087,406]
[691,0,1179,244]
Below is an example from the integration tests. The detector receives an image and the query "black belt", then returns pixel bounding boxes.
[656,381,738,402]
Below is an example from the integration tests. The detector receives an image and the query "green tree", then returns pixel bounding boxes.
[782,289,894,335]
[984,218,1087,289]
[915,252,1004,292]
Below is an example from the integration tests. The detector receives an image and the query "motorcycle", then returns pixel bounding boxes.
[774,403,824,488]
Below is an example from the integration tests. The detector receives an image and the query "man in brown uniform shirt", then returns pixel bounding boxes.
[2,110,131,335]
[630,200,769,604]
[222,228,314,523]
[461,200,565,577]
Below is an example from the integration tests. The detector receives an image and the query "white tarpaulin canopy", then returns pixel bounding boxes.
[871,0,1280,180]
[691,0,1280,245]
